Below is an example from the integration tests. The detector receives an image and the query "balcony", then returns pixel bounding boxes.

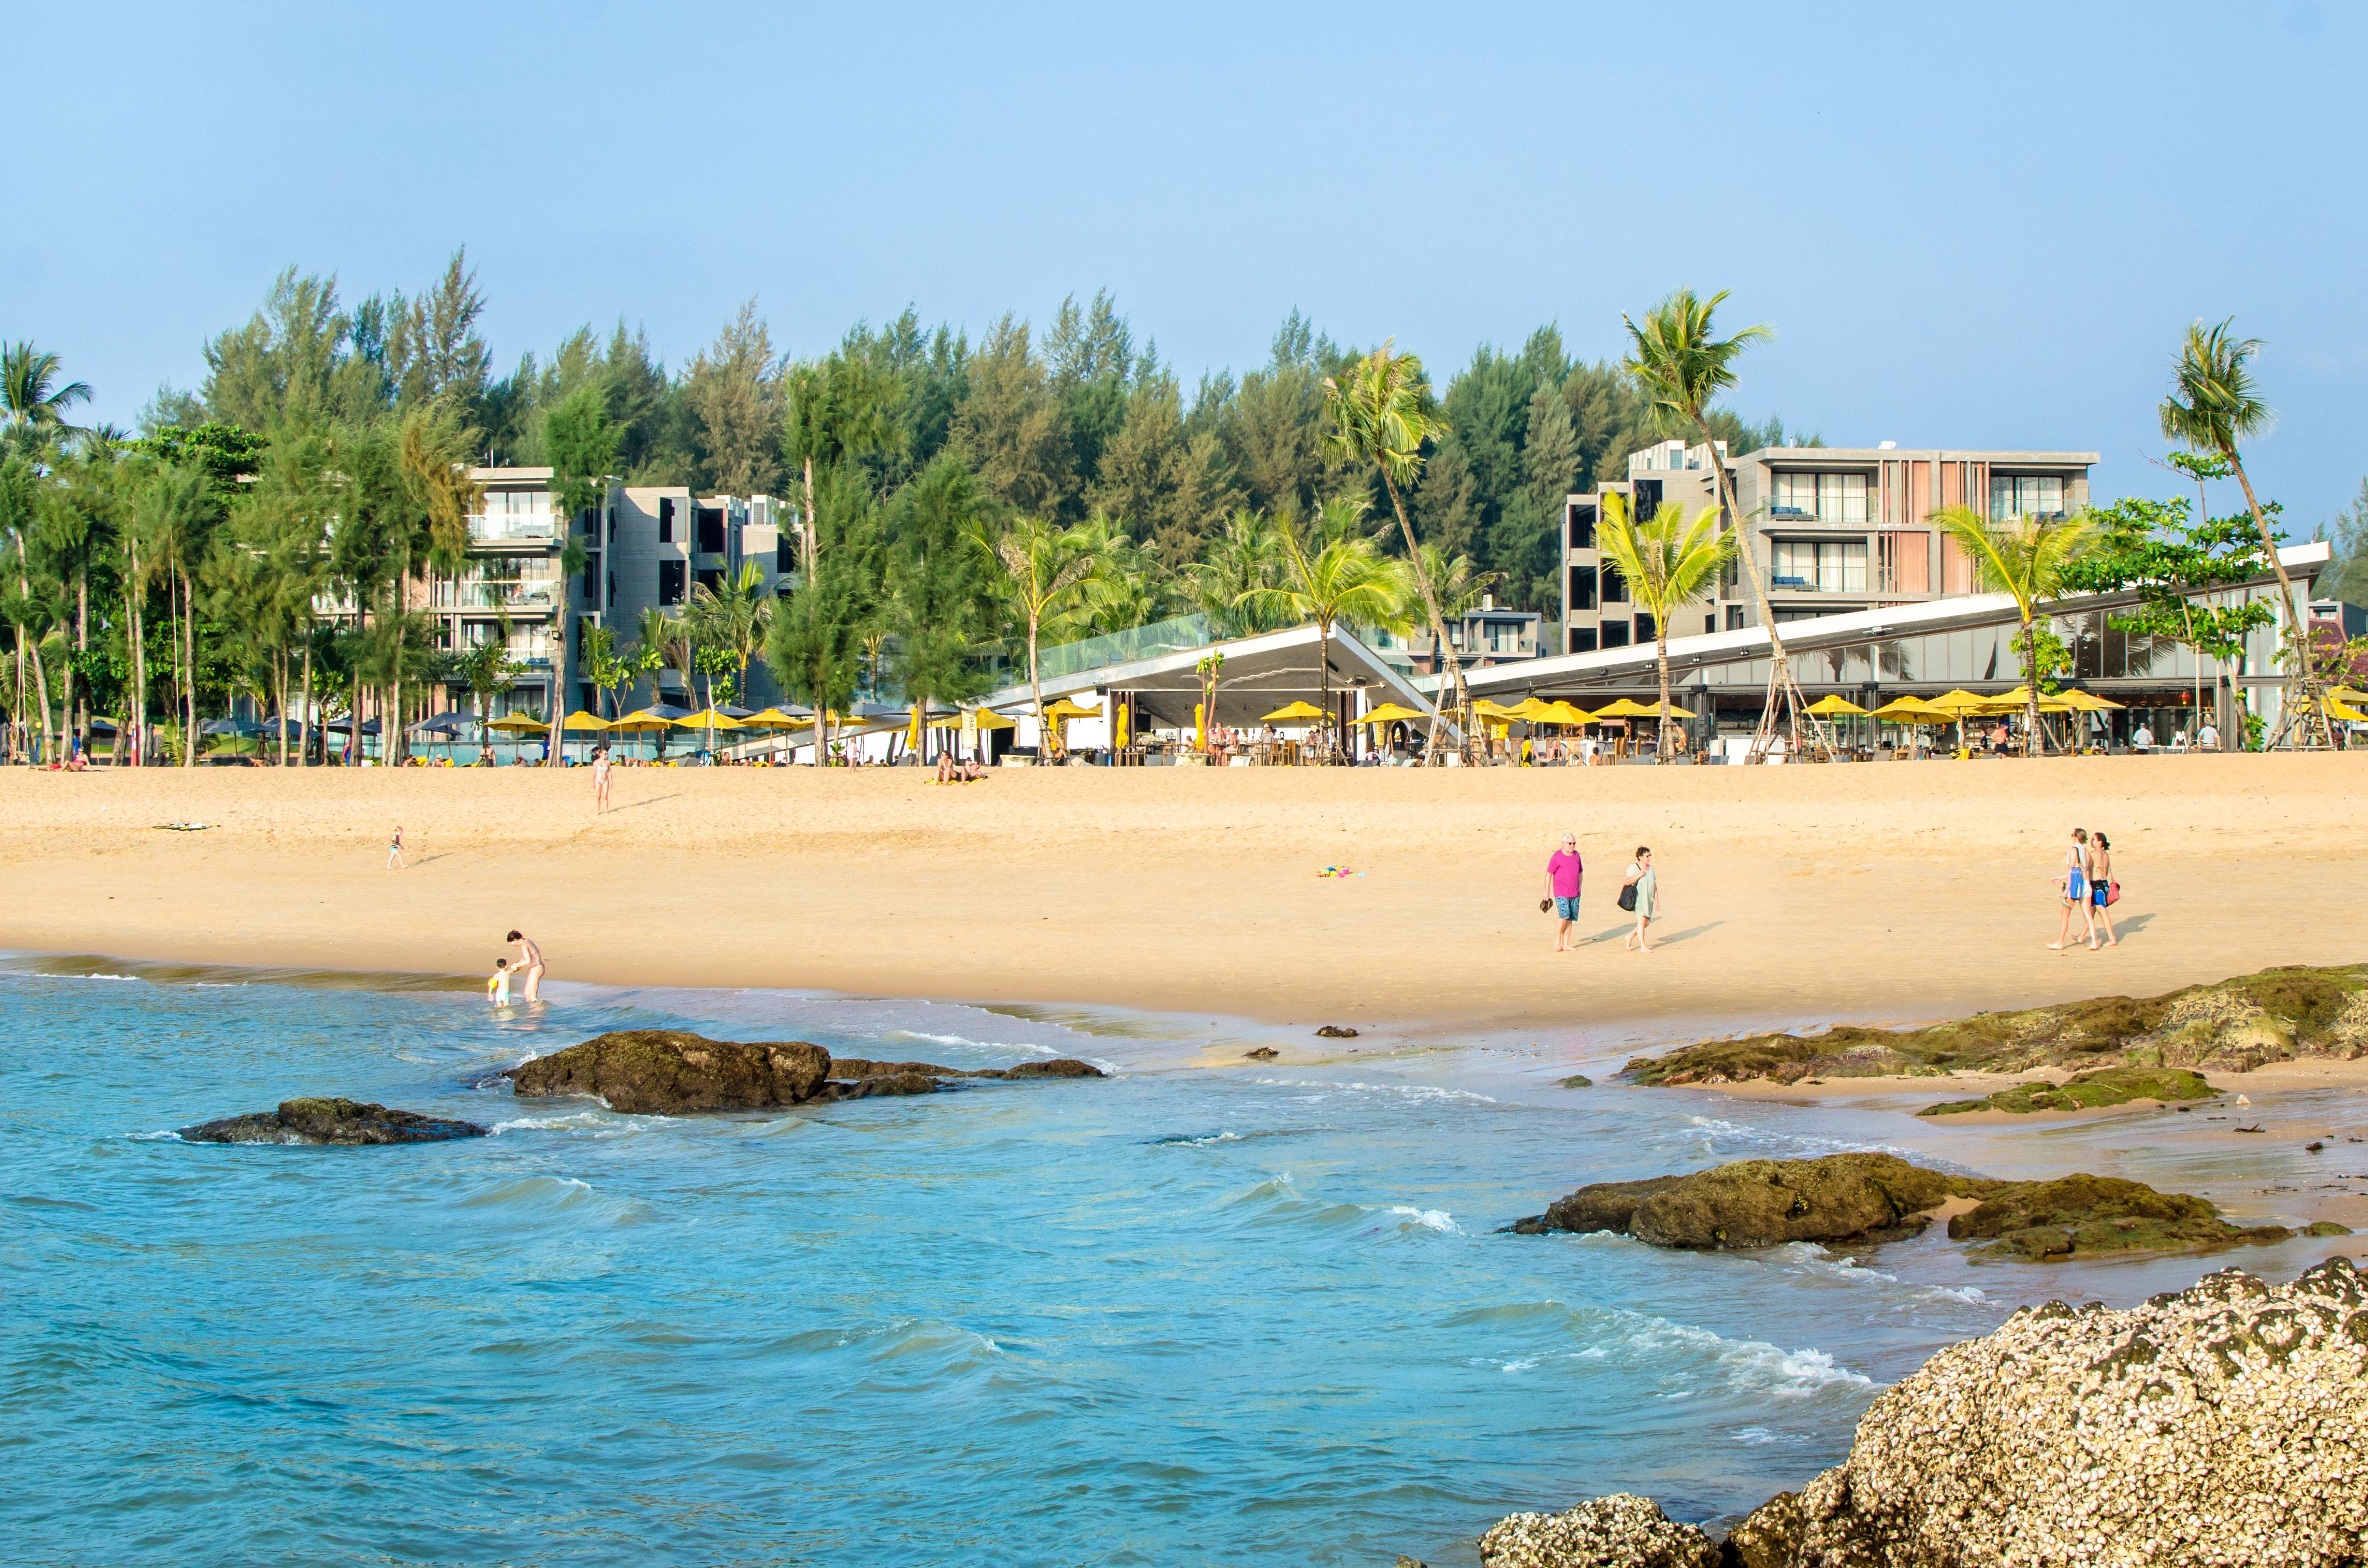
[432,583,559,613]
[467,516,557,546]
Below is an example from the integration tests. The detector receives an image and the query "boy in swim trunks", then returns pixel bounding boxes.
[487,957,512,1005]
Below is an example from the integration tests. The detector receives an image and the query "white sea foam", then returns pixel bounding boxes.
[1589,1315,1874,1399]
[128,1129,183,1142]
[1250,1077,1498,1105]
[893,1029,1056,1057]
[1384,1205,1462,1234]
[490,1110,644,1136]
[1685,1114,1925,1163]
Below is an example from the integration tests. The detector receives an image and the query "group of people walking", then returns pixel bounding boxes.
[2052,828,2121,951]
[1543,837,1661,954]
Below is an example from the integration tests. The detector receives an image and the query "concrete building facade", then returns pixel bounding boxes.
[1559,439,2097,655]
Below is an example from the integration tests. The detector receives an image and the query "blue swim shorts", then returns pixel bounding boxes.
[1554,895,1582,920]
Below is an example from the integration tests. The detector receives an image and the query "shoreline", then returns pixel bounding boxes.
[2,754,2362,1035]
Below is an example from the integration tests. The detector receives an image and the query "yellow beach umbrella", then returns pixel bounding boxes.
[673,709,748,730]
[1471,698,1522,719]
[1927,688,1994,714]
[1594,696,1694,720]
[1498,696,1551,721]
[1041,697,1100,721]
[740,707,802,730]
[606,709,673,731]
[1803,694,1869,717]
[1868,696,1953,723]
[2330,686,2366,705]
[492,713,559,732]
[973,709,1018,730]
[2324,696,2368,723]
[906,703,924,751]
[1354,702,1426,727]
[1536,700,1596,725]
[1259,700,1328,723]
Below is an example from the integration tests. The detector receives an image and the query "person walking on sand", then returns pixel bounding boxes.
[2049,827,2094,951]
[1621,847,1659,953]
[1545,833,1585,951]
[592,746,613,813]
[507,930,545,1000]
[387,825,405,871]
[2085,830,2119,949]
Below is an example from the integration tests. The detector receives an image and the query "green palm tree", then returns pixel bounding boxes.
[1183,508,1290,637]
[1623,289,1827,761]
[690,558,778,749]
[1321,343,1466,752]
[1597,495,1736,761]
[974,513,1095,746]
[1235,498,1416,761]
[1932,505,2101,757]
[631,604,680,713]
[0,343,91,441]
[2158,318,2324,745]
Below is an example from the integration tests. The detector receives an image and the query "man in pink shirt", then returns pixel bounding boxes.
[1545,833,1585,951]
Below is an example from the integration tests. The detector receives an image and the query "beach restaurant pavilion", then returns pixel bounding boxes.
[1440,540,2333,752]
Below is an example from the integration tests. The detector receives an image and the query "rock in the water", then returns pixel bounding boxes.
[1315,1025,1359,1039]
[1746,1257,2368,1566]
[179,1097,487,1145]
[507,1030,830,1113]
[1558,1073,1594,1088]
[1244,1046,1280,1060]
[1478,1493,1720,1568]
[1000,1058,1105,1079]
[1510,1152,2320,1260]
[1511,1153,1978,1248]
[822,1072,940,1100]
[1946,1172,2295,1260]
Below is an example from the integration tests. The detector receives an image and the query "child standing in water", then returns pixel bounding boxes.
[487,957,512,1005]
[387,825,406,870]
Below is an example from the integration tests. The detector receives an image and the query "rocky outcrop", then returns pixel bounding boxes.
[180,1097,487,1145]
[506,1031,1104,1114]
[1509,1153,2344,1260]
[1316,1025,1359,1039]
[1481,1257,2368,1567]
[509,1030,831,1113]
[1918,1065,2217,1117]
[1510,1154,1979,1248]
[1624,961,2368,1087]
[1478,1494,1719,1568]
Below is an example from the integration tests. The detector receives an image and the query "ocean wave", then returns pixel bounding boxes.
[892,1029,1057,1057]
[1249,1077,1498,1105]
[489,1110,652,1137]
[1443,1298,1872,1399]
[448,1174,652,1226]
[1684,1115,1927,1163]
[1613,1318,1873,1398]
[1215,1173,1463,1240]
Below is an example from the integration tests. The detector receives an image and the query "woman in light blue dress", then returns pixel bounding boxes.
[1622,847,1659,953]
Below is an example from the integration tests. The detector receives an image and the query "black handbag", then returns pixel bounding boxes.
[1618,883,1638,912]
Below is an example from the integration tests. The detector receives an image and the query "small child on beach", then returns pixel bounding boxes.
[387,825,405,870]
[487,957,511,1005]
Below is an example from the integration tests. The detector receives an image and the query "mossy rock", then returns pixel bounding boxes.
[1558,1073,1594,1088]
[1624,962,2368,1087]
[180,1097,488,1145]
[1917,1066,2217,1117]
[1947,1172,2299,1260]
[507,1030,831,1113]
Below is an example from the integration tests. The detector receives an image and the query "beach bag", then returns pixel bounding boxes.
[1618,883,1638,913]
[2107,880,2121,906]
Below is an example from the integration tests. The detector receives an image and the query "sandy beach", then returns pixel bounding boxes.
[2,752,2360,1052]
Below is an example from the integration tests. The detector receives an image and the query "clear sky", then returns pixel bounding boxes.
[17,1,2366,526]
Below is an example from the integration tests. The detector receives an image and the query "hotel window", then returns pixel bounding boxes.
[1634,613,1657,642]
[1599,620,1631,649]
[1772,471,1867,522]
[1727,605,1746,630]
[1634,479,1662,522]
[1600,562,1629,603]
[696,505,726,554]
[1487,620,1523,653]
[1568,502,1596,549]
[1568,627,1598,654]
[658,497,676,542]
[658,560,686,606]
[777,534,796,574]
[1772,539,1867,592]
[1568,564,1597,611]
[1990,474,2065,519]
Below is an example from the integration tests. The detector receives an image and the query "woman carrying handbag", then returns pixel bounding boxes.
[1619,847,1658,953]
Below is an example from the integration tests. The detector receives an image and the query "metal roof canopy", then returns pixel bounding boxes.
[1440,542,2331,699]
[975,622,1453,736]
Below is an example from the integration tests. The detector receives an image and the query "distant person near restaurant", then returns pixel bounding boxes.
[507,930,545,1000]
[2050,827,2094,951]
[2131,722,2155,752]
[2085,830,2119,949]
[1545,834,1584,952]
[387,825,405,871]
[1620,847,1658,954]
[2198,720,2220,751]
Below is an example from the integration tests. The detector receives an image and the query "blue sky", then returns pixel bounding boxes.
[17,2,2366,526]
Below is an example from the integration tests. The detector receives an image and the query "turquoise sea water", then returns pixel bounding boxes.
[4,958,2356,1566]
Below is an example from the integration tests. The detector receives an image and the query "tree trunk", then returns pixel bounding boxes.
[180,568,198,767]
[802,455,818,580]
[545,544,574,766]
[1690,413,1823,763]
[1317,616,1334,762]
[299,635,313,768]
[29,637,55,763]
[1378,469,1463,757]
[1656,626,1673,762]
[2024,615,2044,759]
[2224,451,2324,746]
[1028,611,1046,757]
[73,564,89,747]
[390,562,408,767]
